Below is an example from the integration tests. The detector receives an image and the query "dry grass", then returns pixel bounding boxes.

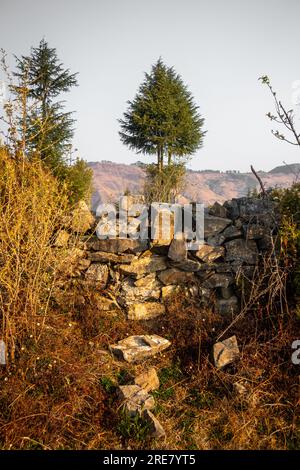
[0,149,299,449]
[0,149,71,360]
[1,283,298,450]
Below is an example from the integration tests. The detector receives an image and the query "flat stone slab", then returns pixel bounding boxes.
[109,335,171,363]
[87,251,135,264]
[119,255,167,276]
[213,335,240,369]
[87,238,149,254]
[119,279,161,306]
[158,268,196,285]
[195,244,225,263]
[127,302,166,320]
[169,259,200,272]
[204,216,232,239]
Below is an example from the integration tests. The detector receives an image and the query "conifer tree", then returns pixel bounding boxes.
[14,39,78,176]
[119,58,205,172]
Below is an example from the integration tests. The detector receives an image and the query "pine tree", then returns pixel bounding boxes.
[119,58,205,172]
[14,39,78,176]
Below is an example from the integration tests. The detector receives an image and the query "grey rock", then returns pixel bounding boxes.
[209,201,228,218]
[169,258,200,272]
[71,200,95,233]
[118,385,155,417]
[204,216,232,239]
[202,273,234,289]
[142,409,166,438]
[225,239,258,264]
[213,335,240,368]
[223,199,240,220]
[87,238,149,254]
[127,302,166,320]
[195,244,225,263]
[119,255,167,276]
[119,279,161,305]
[88,251,135,264]
[244,224,272,241]
[215,296,239,315]
[109,335,171,363]
[0,340,6,365]
[168,239,187,262]
[134,273,158,288]
[85,263,109,288]
[222,225,243,241]
[206,233,226,246]
[219,286,234,300]
[134,368,160,392]
[158,268,196,285]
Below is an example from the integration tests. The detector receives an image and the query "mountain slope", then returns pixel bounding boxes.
[88,161,297,208]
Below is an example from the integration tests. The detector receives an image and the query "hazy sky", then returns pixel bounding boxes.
[1,0,300,171]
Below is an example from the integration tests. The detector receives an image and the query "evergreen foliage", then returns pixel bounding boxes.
[119,58,205,172]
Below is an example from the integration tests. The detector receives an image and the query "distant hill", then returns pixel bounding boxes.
[268,163,300,175]
[88,161,298,209]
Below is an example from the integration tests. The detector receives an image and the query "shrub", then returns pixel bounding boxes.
[0,148,69,360]
[143,163,186,203]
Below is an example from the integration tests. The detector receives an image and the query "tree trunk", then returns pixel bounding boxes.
[157,146,163,172]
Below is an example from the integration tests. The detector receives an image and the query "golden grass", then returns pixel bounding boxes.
[0,149,299,449]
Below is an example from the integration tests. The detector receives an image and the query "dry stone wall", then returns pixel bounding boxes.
[70,196,279,321]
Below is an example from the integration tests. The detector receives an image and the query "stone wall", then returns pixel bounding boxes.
[64,196,278,320]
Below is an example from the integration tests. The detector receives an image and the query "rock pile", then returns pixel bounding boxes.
[72,196,278,320]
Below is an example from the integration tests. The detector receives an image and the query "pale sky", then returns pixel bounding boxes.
[1,0,300,171]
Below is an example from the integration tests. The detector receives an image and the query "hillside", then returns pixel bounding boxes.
[88,161,297,208]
